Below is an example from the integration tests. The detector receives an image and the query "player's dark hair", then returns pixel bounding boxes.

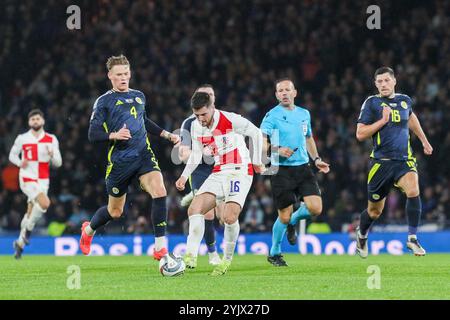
[28,108,44,119]
[374,67,395,79]
[191,91,211,110]
[195,83,214,91]
[106,54,130,71]
[274,77,294,87]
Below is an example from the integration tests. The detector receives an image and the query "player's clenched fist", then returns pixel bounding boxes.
[381,106,391,124]
[110,124,132,140]
[423,141,433,155]
[175,176,187,191]
[253,164,266,174]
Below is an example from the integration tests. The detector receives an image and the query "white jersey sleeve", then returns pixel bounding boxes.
[9,135,23,167]
[50,135,62,168]
[181,136,203,179]
[228,113,263,166]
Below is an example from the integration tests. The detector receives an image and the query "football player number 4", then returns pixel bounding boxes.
[230,180,240,193]
[130,106,137,119]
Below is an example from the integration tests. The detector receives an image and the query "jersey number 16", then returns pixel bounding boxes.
[391,109,401,123]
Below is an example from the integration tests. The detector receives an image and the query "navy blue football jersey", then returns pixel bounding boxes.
[89,89,149,162]
[357,93,414,160]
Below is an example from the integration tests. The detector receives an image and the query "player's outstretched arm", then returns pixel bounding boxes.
[409,112,433,155]
[144,115,180,144]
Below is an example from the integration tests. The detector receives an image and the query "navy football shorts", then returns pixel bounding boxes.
[105,147,160,197]
[367,158,418,202]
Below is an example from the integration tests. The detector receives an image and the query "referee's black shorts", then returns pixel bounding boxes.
[270,164,321,210]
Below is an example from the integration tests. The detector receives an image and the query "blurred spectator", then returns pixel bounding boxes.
[243,195,265,233]
[66,200,90,234]
[1,163,19,192]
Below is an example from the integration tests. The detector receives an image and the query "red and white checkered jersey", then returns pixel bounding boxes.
[181,109,263,178]
[9,130,62,183]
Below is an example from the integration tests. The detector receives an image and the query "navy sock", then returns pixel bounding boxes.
[406,196,421,235]
[90,206,113,230]
[204,219,217,253]
[152,197,167,237]
[359,209,375,236]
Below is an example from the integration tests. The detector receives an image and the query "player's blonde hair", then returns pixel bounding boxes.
[106,54,130,71]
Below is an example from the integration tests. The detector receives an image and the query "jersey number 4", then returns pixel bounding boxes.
[130,106,137,119]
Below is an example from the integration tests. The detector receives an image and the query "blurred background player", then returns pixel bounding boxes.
[355,67,433,258]
[175,91,264,276]
[261,79,330,266]
[9,109,62,259]
[79,55,180,260]
[178,84,223,266]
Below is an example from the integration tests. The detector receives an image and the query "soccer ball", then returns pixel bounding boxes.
[159,253,185,277]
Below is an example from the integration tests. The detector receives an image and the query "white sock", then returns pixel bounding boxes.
[185,214,205,257]
[223,221,240,261]
[85,224,95,236]
[18,229,27,247]
[154,236,165,251]
[20,214,29,229]
[358,229,368,239]
[27,203,46,231]
[18,215,30,243]
[16,239,25,248]
[408,234,417,241]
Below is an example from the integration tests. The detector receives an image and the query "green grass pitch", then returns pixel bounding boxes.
[1,254,449,300]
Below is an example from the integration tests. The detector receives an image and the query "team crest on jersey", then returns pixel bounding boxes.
[372,194,380,200]
[401,101,408,109]
[112,187,120,195]
[135,97,143,104]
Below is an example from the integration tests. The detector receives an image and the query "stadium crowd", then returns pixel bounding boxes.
[1,0,449,236]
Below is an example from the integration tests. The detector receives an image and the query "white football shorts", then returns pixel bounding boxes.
[197,170,253,208]
[19,179,49,202]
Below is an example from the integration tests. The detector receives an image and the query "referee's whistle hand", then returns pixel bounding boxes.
[278,147,294,158]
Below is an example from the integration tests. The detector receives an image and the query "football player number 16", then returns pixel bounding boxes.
[391,109,401,123]
[230,180,240,193]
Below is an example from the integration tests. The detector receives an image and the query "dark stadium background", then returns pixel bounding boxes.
[0,0,448,238]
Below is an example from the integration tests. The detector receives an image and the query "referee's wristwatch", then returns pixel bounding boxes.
[313,156,322,164]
